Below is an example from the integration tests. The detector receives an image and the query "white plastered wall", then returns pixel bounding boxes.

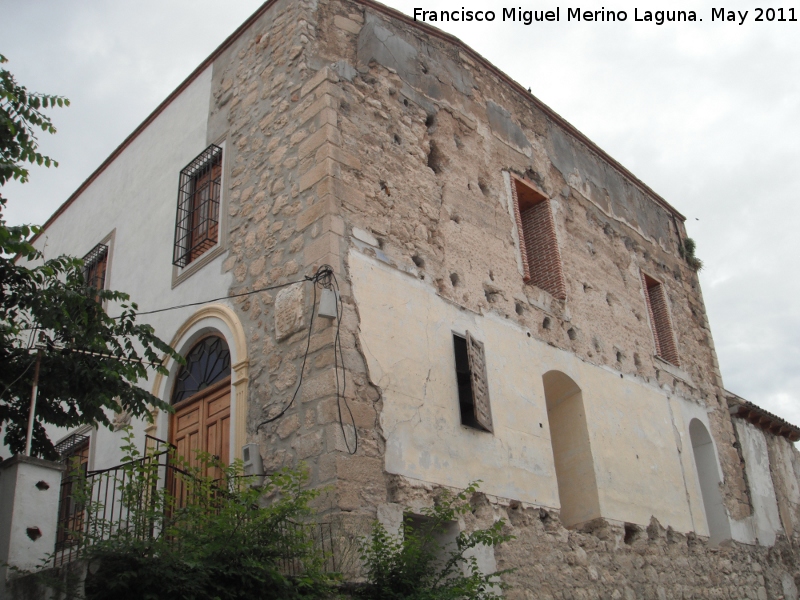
[350,250,704,533]
[731,420,783,545]
[6,66,237,468]
[669,398,724,540]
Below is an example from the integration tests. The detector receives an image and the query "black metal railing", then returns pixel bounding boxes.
[53,437,337,574]
[54,435,169,565]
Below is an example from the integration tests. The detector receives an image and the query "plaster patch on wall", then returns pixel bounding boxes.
[734,420,782,546]
[486,100,532,155]
[349,249,698,532]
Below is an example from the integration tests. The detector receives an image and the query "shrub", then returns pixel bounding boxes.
[71,430,332,600]
[356,482,513,600]
[679,237,703,271]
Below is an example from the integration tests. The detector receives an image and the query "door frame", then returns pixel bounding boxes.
[148,304,250,468]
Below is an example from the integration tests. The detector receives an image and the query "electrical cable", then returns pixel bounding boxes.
[0,355,37,403]
[61,347,162,367]
[254,265,358,456]
[118,276,314,319]
[255,266,327,433]
[327,269,357,455]
[10,264,359,454]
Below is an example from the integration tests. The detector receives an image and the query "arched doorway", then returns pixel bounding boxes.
[689,419,731,544]
[169,335,232,478]
[542,371,601,527]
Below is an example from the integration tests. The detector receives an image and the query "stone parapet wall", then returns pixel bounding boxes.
[494,498,798,600]
[385,473,800,600]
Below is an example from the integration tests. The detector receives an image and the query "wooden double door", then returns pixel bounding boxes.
[170,377,231,480]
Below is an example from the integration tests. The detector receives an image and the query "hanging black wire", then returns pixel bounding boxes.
[129,276,313,318]
[255,267,325,432]
[324,268,357,455]
[0,329,40,402]
[255,265,358,455]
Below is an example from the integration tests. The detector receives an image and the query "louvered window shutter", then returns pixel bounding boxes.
[466,331,493,433]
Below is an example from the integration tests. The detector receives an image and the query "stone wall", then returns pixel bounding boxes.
[210,0,387,523]
[208,0,800,595]
[306,0,755,520]
[491,492,797,600]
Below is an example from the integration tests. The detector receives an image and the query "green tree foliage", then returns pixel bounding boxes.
[74,431,332,600]
[357,482,514,600]
[0,55,179,457]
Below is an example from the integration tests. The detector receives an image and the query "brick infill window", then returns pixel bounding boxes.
[641,271,680,366]
[510,175,567,300]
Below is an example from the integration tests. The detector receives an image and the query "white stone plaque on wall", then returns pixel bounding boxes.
[274,283,305,340]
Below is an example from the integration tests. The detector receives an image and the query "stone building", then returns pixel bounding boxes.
[4,0,800,597]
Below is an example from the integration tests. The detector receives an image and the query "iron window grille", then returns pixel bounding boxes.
[173,144,223,268]
[82,243,108,292]
[55,433,90,459]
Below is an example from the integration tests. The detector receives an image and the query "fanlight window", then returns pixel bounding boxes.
[172,336,231,404]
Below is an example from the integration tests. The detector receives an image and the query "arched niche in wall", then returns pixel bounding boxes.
[542,370,601,528]
[689,419,731,545]
[149,304,249,465]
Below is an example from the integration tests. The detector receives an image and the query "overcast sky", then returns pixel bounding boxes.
[2,1,798,427]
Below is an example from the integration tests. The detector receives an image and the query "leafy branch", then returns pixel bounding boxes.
[0,53,69,189]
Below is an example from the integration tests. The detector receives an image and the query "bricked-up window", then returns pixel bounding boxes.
[453,331,493,433]
[82,243,108,294]
[173,144,222,268]
[641,272,680,366]
[510,176,567,300]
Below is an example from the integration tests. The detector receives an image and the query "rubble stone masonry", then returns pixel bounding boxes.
[209,0,800,595]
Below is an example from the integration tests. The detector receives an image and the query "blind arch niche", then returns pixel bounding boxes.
[689,419,731,544]
[543,370,601,528]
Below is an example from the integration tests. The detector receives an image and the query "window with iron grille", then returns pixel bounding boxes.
[510,176,567,300]
[82,243,108,292]
[453,331,493,433]
[173,144,223,268]
[641,272,680,366]
[56,434,90,549]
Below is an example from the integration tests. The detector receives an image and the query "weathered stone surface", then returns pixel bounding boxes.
[274,283,304,340]
[208,1,800,597]
[334,15,362,34]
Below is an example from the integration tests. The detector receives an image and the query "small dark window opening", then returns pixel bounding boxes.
[452,332,493,433]
[173,144,223,268]
[454,334,478,429]
[82,243,108,297]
